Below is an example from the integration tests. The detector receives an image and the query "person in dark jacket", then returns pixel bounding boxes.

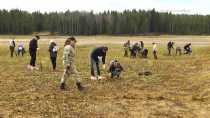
[90,46,108,80]
[49,40,58,71]
[167,41,174,55]
[130,43,139,58]
[184,43,192,54]
[9,39,16,58]
[140,41,144,49]
[28,35,40,70]
[108,60,124,78]
[142,48,148,58]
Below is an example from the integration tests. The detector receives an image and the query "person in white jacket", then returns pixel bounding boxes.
[152,42,158,59]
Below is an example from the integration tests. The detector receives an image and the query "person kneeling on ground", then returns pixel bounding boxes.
[60,37,85,91]
[184,43,192,54]
[108,60,124,79]
[90,46,108,80]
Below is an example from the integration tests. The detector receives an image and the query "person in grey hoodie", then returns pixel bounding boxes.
[49,40,58,71]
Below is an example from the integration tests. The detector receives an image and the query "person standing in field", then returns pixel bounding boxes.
[90,46,108,80]
[123,40,130,57]
[137,41,143,57]
[167,41,174,56]
[140,41,144,49]
[152,42,158,59]
[49,40,58,71]
[60,37,85,91]
[9,39,16,58]
[28,35,40,70]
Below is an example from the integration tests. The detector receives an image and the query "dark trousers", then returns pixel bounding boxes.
[142,51,148,58]
[168,48,172,55]
[10,46,15,57]
[18,50,24,56]
[130,50,137,58]
[91,59,100,76]
[153,51,158,59]
[30,51,36,67]
[111,70,121,78]
[184,48,192,54]
[50,57,57,70]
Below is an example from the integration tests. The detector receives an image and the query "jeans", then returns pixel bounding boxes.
[90,59,100,77]
[50,57,57,70]
[111,70,121,78]
[30,51,36,67]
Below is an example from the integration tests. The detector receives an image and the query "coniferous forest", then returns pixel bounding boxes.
[0,9,210,35]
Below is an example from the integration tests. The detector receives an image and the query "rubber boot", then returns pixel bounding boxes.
[60,83,65,90]
[76,82,85,91]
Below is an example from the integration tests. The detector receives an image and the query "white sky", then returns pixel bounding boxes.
[0,0,210,15]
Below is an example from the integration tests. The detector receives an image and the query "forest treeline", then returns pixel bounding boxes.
[0,9,210,35]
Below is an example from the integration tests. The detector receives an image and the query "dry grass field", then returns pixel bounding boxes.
[0,35,210,118]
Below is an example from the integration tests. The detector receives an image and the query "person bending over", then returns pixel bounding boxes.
[90,46,108,80]
[167,41,174,56]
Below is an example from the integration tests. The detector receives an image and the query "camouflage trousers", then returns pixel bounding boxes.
[60,63,81,84]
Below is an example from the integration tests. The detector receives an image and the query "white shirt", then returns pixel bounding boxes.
[153,44,157,52]
[9,40,15,47]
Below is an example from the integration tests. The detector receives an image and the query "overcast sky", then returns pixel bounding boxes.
[0,0,210,15]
